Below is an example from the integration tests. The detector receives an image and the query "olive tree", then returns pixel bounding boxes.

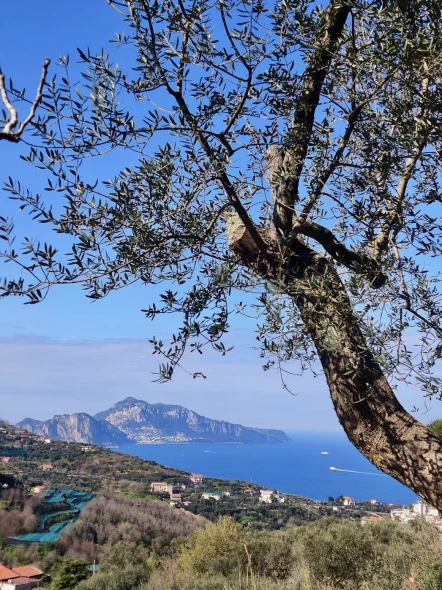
[2,0,442,506]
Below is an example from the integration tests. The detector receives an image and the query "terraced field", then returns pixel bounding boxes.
[8,488,94,545]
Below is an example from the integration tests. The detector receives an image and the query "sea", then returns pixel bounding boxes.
[117,431,417,505]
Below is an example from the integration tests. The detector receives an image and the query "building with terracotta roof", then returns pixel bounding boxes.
[0,565,19,582]
[0,564,44,589]
[11,566,43,580]
[41,464,53,472]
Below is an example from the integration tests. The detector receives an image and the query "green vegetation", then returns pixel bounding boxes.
[5,421,438,590]
[3,420,442,590]
[428,420,442,440]
[51,559,91,590]
[69,517,442,590]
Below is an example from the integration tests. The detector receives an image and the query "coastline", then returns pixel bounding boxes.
[115,435,417,505]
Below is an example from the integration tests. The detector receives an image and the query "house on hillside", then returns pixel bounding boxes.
[191,474,204,484]
[202,492,222,501]
[0,458,11,464]
[259,489,284,504]
[342,496,356,507]
[41,464,53,472]
[151,482,169,493]
[11,566,44,582]
[0,563,44,590]
[170,492,182,502]
[0,565,21,590]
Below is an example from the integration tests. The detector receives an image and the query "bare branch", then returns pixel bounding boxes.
[0,58,50,143]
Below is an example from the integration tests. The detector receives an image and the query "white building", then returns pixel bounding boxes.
[391,501,440,524]
[260,490,274,503]
[191,474,204,484]
[342,496,356,507]
[413,500,427,516]
[202,492,222,501]
[260,489,284,504]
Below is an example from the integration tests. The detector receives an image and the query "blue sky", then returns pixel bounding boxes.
[1,0,441,430]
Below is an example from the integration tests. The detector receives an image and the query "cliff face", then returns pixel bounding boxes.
[17,398,292,445]
[94,397,292,444]
[17,413,130,446]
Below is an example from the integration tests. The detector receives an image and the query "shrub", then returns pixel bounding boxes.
[177,516,247,579]
[76,566,149,590]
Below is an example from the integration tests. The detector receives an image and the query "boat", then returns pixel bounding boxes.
[321,451,329,455]
[329,466,337,471]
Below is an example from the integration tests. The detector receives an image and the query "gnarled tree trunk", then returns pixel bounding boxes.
[227,219,442,509]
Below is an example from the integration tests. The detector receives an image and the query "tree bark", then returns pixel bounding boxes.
[226,219,442,509]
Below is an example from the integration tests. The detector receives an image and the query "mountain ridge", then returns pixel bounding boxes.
[17,413,130,446]
[18,398,292,445]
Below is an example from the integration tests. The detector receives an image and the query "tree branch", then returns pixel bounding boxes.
[219,4,253,137]
[295,220,386,288]
[0,58,50,143]
[294,102,364,229]
[137,0,268,255]
[373,68,431,259]
[271,0,352,235]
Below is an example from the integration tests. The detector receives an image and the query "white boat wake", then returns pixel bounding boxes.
[329,466,387,477]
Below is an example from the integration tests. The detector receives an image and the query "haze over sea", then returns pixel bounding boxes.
[118,431,417,505]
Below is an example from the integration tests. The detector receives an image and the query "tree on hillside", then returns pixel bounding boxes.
[2,0,442,506]
[51,558,90,590]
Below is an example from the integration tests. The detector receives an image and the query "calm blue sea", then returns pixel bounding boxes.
[117,431,417,505]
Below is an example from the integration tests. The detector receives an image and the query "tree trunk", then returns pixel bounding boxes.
[227,220,442,509]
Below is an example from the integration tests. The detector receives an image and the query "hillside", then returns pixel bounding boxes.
[17,397,292,445]
[1,422,440,590]
[0,421,392,527]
